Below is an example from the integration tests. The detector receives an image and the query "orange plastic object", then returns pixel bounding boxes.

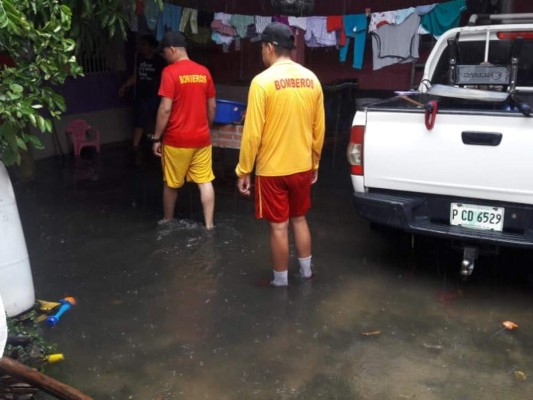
[63,297,77,305]
[502,321,519,330]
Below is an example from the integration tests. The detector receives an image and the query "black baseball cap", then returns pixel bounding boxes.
[251,22,295,50]
[158,31,187,51]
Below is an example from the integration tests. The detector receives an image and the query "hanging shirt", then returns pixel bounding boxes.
[372,13,420,71]
[339,14,367,70]
[305,17,337,47]
[230,14,255,38]
[143,0,160,30]
[326,15,346,46]
[395,7,416,25]
[255,16,272,34]
[156,3,182,40]
[288,17,308,31]
[421,0,467,37]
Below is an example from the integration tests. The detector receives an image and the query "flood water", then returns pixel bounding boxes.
[13,146,533,399]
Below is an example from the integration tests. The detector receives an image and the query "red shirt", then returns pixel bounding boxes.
[158,59,216,148]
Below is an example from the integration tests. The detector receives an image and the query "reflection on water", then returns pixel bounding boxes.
[12,148,533,399]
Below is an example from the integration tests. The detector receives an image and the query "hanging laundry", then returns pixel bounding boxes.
[135,0,144,16]
[230,14,255,38]
[255,16,272,34]
[395,7,416,25]
[179,8,198,34]
[372,13,420,71]
[273,16,290,26]
[305,16,337,47]
[212,32,234,46]
[421,0,467,37]
[326,15,346,46]
[416,4,438,16]
[368,11,397,33]
[340,14,367,70]
[143,0,160,30]
[211,12,237,37]
[288,17,308,31]
[156,3,182,40]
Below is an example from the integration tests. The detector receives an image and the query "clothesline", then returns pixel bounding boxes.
[136,0,467,71]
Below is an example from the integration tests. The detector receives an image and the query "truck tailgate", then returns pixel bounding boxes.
[364,110,533,205]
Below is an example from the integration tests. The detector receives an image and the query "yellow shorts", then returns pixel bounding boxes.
[162,145,215,188]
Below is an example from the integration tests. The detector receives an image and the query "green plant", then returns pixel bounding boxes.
[0,0,164,166]
[0,0,82,165]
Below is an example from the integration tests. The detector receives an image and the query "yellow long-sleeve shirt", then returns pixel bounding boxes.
[235,59,325,177]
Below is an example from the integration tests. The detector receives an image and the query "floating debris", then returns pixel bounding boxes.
[513,370,527,381]
[361,331,381,337]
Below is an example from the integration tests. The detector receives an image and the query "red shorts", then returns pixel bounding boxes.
[255,171,312,223]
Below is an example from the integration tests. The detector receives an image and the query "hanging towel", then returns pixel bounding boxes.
[372,13,420,71]
[255,16,272,34]
[230,14,255,38]
[305,16,337,47]
[156,3,182,40]
[339,14,367,70]
[326,15,346,46]
[369,11,397,33]
[288,17,308,31]
[421,0,467,37]
[179,8,198,34]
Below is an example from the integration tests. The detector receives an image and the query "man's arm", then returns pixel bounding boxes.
[207,97,216,127]
[235,82,265,178]
[152,96,172,157]
[118,74,136,97]
[311,84,326,182]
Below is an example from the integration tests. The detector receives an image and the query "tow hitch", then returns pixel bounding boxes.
[460,247,478,276]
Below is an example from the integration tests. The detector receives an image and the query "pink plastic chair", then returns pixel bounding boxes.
[65,119,100,159]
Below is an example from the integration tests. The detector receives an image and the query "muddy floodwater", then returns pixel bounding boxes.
[13,147,533,399]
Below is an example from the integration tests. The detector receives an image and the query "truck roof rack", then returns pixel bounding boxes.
[468,13,533,26]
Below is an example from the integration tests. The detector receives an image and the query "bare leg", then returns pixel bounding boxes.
[132,127,143,148]
[198,182,215,230]
[162,183,178,222]
[290,216,311,258]
[269,220,290,272]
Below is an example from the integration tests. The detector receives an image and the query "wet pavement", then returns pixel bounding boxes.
[11,145,533,399]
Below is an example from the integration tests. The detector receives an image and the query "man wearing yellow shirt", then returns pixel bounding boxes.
[236,23,325,287]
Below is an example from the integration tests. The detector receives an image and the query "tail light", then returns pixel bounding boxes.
[497,32,533,40]
[347,125,364,175]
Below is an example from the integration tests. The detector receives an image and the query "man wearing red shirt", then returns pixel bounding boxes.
[152,32,217,229]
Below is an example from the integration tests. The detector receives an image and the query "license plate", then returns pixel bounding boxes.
[450,203,504,232]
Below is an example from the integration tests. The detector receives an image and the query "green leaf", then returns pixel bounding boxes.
[16,136,27,150]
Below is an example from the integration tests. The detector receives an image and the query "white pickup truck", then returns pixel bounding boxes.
[347,14,533,275]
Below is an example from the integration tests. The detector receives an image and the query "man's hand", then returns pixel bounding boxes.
[152,142,162,158]
[311,169,318,184]
[237,174,251,197]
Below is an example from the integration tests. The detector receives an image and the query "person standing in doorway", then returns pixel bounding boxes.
[236,23,325,287]
[119,35,165,164]
[151,32,217,230]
